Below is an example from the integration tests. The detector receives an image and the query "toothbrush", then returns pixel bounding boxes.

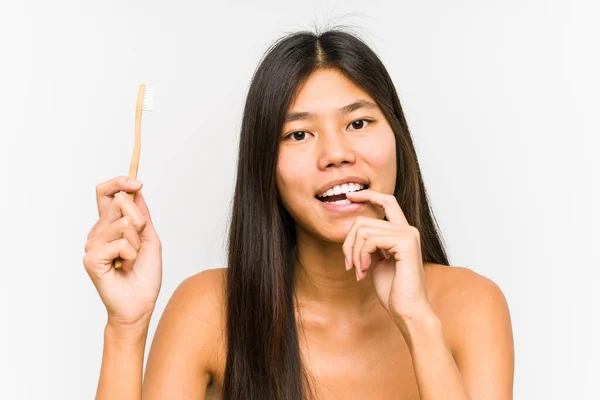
[113,84,155,270]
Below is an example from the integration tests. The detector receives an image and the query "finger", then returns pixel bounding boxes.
[354,234,367,281]
[132,190,155,229]
[84,238,137,276]
[111,191,147,234]
[352,225,395,278]
[104,216,142,252]
[380,248,391,260]
[345,189,408,225]
[96,176,143,217]
[88,191,146,241]
[343,216,366,272]
[342,216,393,271]
[358,234,393,281]
[107,238,138,272]
[88,199,124,241]
[84,217,141,257]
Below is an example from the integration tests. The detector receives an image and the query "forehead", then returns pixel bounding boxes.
[288,68,374,113]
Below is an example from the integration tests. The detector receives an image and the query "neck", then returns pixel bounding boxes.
[292,229,379,317]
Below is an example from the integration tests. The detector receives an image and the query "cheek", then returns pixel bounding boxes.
[276,150,310,207]
[361,132,397,188]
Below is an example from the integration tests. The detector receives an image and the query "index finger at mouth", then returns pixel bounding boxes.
[346,189,408,225]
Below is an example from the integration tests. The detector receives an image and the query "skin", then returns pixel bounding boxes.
[138,68,515,399]
[276,68,398,315]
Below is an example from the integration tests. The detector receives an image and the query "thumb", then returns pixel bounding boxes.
[373,248,389,264]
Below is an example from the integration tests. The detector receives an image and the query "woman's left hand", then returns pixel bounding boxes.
[343,189,434,329]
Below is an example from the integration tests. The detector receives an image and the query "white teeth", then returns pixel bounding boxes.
[323,199,351,205]
[318,182,366,198]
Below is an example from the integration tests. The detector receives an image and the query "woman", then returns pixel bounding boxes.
[84,29,514,399]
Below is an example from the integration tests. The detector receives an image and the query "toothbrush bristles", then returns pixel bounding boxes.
[142,86,156,112]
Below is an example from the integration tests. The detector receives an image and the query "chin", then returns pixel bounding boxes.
[317,222,356,244]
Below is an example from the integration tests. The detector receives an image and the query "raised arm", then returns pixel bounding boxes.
[83,176,162,400]
[94,269,223,400]
[96,317,151,399]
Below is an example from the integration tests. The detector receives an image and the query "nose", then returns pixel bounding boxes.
[316,128,357,170]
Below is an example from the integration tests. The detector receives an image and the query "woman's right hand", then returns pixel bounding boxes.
[83,176,163,328]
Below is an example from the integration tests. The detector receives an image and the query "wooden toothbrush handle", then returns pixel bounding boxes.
[113,84,145,270]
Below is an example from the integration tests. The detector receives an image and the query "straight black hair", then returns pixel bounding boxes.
[224,28,450,400]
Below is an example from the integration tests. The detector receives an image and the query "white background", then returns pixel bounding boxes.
[0,0,598,398]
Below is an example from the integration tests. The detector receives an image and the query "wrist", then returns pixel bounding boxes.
[105,316,151,344]
[107,309,153,329]
[395,309,441,349]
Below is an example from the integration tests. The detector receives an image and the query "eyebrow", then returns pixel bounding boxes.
[284,99,378,123]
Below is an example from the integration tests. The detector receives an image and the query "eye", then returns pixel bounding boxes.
[348,119,373,130]
[285,130,314,142]
[284,119,373,141]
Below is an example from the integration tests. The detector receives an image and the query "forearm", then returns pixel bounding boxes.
[400,313,471,400]
[96,321,149,400]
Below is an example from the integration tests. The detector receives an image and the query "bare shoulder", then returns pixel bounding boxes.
[426,263,512,331]
[143,268,227,399]
[166,267,227,319]
[426,264,515,397]
[156,267,227,339]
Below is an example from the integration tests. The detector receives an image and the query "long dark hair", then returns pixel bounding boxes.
[224,28,450,400]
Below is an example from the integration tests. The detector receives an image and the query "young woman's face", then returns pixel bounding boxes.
[276,68,397,243]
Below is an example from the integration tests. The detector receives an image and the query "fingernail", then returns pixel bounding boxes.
[129,179,143,186]
[344,257,350,271]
